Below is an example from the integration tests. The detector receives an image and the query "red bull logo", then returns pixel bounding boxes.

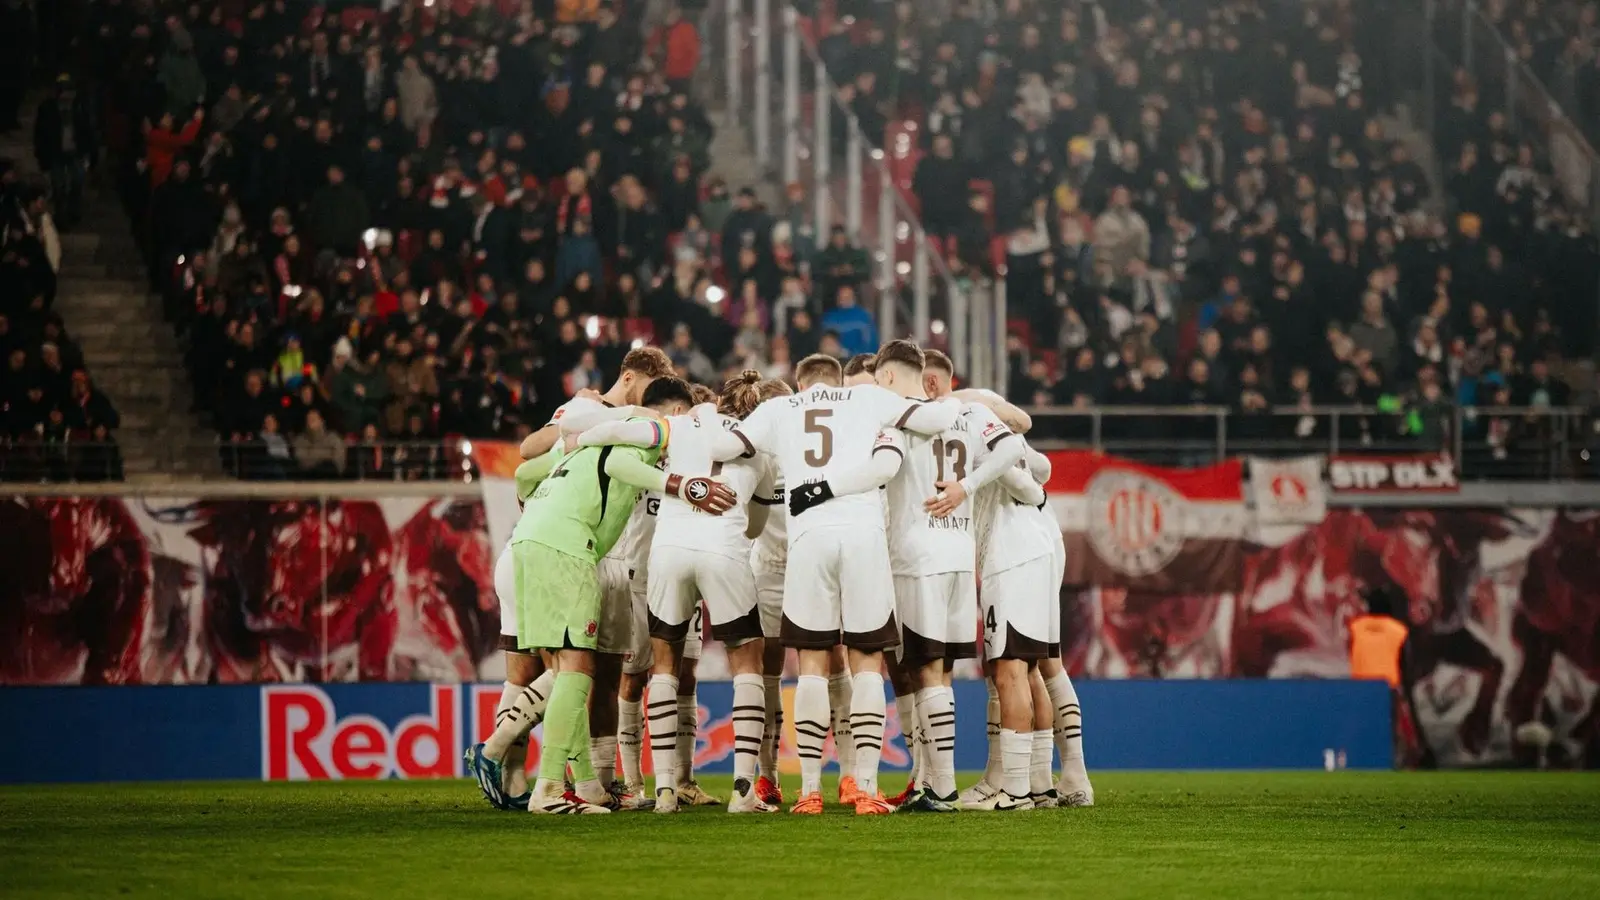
[262,684,461,780]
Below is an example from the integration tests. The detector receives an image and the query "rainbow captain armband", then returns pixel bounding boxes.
[631,416,669,451]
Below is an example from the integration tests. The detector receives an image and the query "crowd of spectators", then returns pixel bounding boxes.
[2,1,124,482]
[845,0,1597,470]
[80,0,881,481]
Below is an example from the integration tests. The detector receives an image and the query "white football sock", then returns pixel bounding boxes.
[895,694,919,785]
[645,675,679,796]
[828,672,855,774]
[1000,728,1031,799]
[793,674,829,797]
[617,698,643,786]
[1030,729,1053,795]
[675,692,697,784]
[731,673,765,786]
[982,678,1003,786]
[916,686,957,798]
[484,671,554,760]
[759,674,782,781]
[590,735,617,788]
[1045,670,1085,763]
[849,671,886,797]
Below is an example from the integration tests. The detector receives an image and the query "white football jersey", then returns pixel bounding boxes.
[734,384,928,543]
[879,402,1015,577]
[973,438,1056,577]
[604,492,658,570]
[749,459,787,574]
[654,412,769,561]
[548,395,610,427]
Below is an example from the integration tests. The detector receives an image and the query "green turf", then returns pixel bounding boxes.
[2,772,1597,899]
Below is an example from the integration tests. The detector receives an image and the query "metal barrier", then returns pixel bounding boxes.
[1427,0,1598,212]
[1022,404,1594,480]
[710,1,1006,390]
[0,439,480,485]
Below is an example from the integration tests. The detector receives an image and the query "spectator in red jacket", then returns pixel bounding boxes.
[144,109,204,187]
[650,6,700,92]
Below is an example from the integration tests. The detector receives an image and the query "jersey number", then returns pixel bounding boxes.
[932,438,968,482]
[985,605,997,633]
[804,409,834,467]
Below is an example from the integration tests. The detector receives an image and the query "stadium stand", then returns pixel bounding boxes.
[2,0,1598,482]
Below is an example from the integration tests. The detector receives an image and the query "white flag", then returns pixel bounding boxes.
[1250,456,1326,525]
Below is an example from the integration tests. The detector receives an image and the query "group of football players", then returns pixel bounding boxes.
[468,341,1094,815]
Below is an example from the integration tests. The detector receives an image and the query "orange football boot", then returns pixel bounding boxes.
[790,791,825,815]
[886,779,918,808]
[855,792,895,815]
[838,775,863,805]
[755,776,783,806]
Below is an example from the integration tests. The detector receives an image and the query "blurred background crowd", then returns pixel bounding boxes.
[1,0,1597,482]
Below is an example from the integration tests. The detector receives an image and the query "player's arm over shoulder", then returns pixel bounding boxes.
[719,396,782,460]
[579,415,670,451]
[954,388,1032,434]
[602,443,670,493]
[513,445,563,502]
[860,383,961,435]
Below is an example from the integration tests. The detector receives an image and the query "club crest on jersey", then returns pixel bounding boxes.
[585,620,598,638]
[1085,471,1187,577]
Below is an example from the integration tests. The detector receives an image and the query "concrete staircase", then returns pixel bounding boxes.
[54,206,222,481]
[707,109,781,209]
[1,93,219,481]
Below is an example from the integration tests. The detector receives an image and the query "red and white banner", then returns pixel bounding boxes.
[1049,452,1250,593]
[1250,456,1327,525]
[1329,455,1459,493]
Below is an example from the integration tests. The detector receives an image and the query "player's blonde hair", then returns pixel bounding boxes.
[689,383,718,406]
[718,369,765,419]
[794,353,843,388]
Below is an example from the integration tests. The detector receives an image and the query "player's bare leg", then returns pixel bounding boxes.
[1039,656,1092,805]
[643,637,685,813]
[965,657,1035,810]
[1028,668,1057,807]
[756,639,787,805]
[826,644,859,803]
[725,636,777,813]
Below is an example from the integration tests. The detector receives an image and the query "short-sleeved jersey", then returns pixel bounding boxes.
[735,384,923,542]
[749,459,787,573]
[514,419,664,561]
[972,436,1055,577]
[654,411,770,561]
[879,402,1012,577]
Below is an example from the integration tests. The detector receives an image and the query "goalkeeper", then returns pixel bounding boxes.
[508,376,737,814]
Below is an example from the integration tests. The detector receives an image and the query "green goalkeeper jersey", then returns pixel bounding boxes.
[512,418,666,562]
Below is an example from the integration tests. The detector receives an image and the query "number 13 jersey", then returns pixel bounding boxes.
[878,402,1012,577]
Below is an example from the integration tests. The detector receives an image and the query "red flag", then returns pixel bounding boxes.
[1048,452,1248,593]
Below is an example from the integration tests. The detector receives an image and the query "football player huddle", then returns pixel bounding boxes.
[468,342,1093,815]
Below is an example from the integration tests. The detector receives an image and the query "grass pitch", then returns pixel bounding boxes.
[2,772,1597,899]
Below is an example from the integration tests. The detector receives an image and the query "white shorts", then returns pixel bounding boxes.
[683,600,704,661]
[894,572,978,663]
[754,568,784,640]
[624,588,653,674]
[781,525,896,651]
[981,556,1054,662]
[1048,545,1065,653]
[647,546,762,645]
[494,546,519,649]
[597,557,635,657]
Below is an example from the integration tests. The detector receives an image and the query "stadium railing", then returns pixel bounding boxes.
[708,0,1008,391]
[1020,404,1595,480]
[6,408,1590,484]
[1427,0,1600,214]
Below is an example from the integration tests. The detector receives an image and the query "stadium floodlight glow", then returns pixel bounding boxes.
[176,255,186,265]
[896,221,910,241]
[459,439,472,456]
[362,229,380,249]
[870,148,884,161]
[631,338,645,349]
[705,285,726,306]
[282,284,302,298]
[931,319,946,335]
[585,316,601,340]
[896,261,911,276]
